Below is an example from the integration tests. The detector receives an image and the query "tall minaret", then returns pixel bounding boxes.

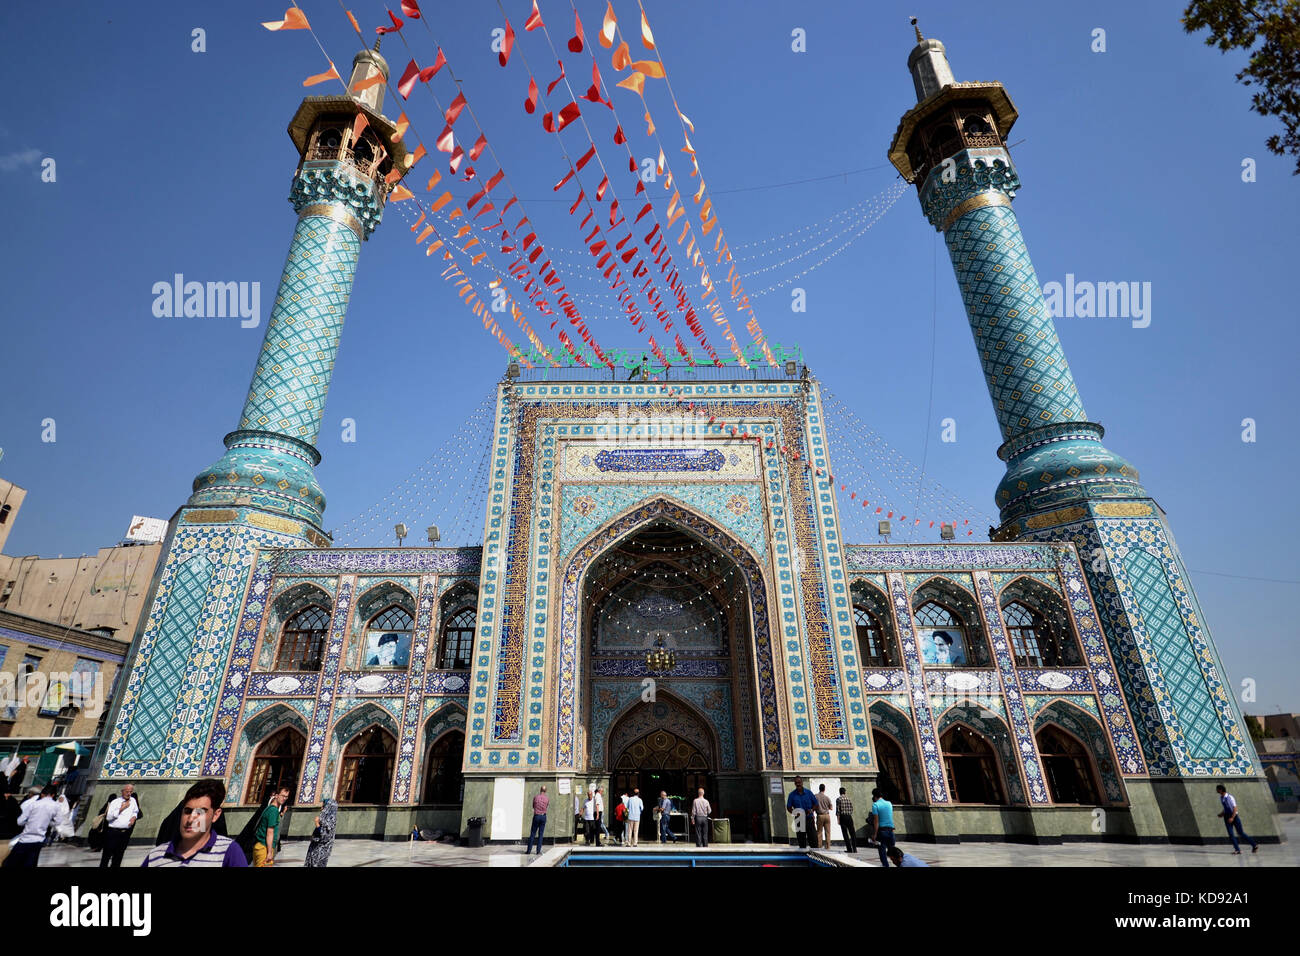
[189,44,407,534]
[888,22,1269,836]
[98,47,406,788]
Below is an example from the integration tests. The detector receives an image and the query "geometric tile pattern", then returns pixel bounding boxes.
[1031,697,1125,803]
[1123,549,1232,761]
[887,572,951,803]
[945,202,1087,441]
[238,212,361,445]
[296,575,354,804]
[974,571,1050,803]
[390,575,437,803]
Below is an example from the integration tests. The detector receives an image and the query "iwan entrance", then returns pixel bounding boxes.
[582,517,769,838]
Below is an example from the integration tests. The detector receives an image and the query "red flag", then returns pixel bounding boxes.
[546,60,566,95]
[449,144,465,173]
[498,18,515,67]
[543,102,580,133]
[613,124,626,144]
[599,1,617,47]
[524,76,538,113]
[397,59,420,99]
[421,48,446,81]
[596,175,609,200]
[524,0,543,31]
[568,10,585,52]
[376,9,404,34]
[400,0,421,18]
[445,92,467,125]
[469,133,488,161]
[576,145,597,170]
[436,125,454,153]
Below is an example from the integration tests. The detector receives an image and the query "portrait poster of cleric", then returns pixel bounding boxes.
[919,628,966,666]
[364,630,411,669]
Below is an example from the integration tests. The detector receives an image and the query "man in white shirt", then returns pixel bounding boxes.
[625,788,645,847]
[100,782,141,868]
[594,786,606,842]
[3,784,59,868]
[582,790,599,846]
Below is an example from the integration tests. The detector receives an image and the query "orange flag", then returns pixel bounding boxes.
[612,41,630,71]
[640,9,655,49]
[346,9,361,32]
[389,184,414,201]
[351,72,385,93]
[303,62,341,87]
[616,72,645,95]
[263,7,309,30]
[415,225,434,243]
[404,143,427,169]
[599,1,617,47]
[390,112,410,142]
[630,60,665,78]
[429,191,453,212]
[426,168,442,190]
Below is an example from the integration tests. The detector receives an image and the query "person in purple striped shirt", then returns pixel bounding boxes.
[141,779,246,867]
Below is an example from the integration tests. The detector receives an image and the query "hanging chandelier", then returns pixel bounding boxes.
[646,635,676,674]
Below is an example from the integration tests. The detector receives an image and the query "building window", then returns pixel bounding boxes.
[438,608,475,670]
[1000,588,1082,667]
[941,724,1005,804]
[0,721,13,738]
[0,504,10,524]
[422,730,465,804]
[363,605,414,669]
[854,606,898,667]
[872,729,911,803]
[276,606,330,671]
[245,726,305,805]
[1004,602,1049,667]
[1037,726,1100,805]
[337,726,396,804]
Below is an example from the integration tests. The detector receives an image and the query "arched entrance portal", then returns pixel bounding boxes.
[579,514,773,837]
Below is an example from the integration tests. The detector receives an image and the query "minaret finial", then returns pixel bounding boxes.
[911,16,923,43]
[373,37,382,53]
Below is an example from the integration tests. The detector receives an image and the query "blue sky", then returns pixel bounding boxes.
[0,1,1296,711]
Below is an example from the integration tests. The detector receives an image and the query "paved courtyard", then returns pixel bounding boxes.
[33,814,1295,868]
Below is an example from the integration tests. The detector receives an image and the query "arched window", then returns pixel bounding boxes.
[941,724,1005,804]
[276,606,330,671]
[337,726,396,804]
[363,605,413,669]
[854,606,897,667]
[1000,583,1083,668]
[245,726,305,805]
[439,608,475,670]
[1037,726,1100,805]
[873,730,911,803]
[423,730,465,804]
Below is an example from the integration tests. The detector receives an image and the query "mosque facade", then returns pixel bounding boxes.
[96,33,1277,846]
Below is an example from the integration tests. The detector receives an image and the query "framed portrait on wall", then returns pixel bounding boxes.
[364,631,411,669]
[918,628,966,666]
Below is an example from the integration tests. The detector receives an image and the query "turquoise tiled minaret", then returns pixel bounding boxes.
[888,25,1266,830]
[99,46,407,784]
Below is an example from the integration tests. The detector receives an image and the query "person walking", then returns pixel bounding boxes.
[814,784,834,850]
[786,776,818,849]
[868,788,896,868]
[1216,784,1259,855]
[582,789,599,847]
[657,790,676,844]
[625,788,644,847]
[3,784,59,868]
[100,783,141,868]
[304,798,338,867]
[691,788,712,848]
[141,779,247,867]
[252,786,290,866]
[526,785,549,855]
[835,787,856,853]
[612,795,627,845]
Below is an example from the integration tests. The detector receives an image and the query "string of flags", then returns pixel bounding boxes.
[648,378,977,536]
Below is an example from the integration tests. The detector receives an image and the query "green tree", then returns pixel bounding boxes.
[1183,0,1300,174]
[1244,714,1271,741]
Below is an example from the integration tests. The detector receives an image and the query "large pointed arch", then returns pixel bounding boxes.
[1033,698,1126,805]
[934,703,1026,805]
[229,703,310,805]
[551,496,783,770]
[869,700,927,805]
[602,687,722,772]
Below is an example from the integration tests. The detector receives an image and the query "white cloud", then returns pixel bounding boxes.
[0,148,41,173]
